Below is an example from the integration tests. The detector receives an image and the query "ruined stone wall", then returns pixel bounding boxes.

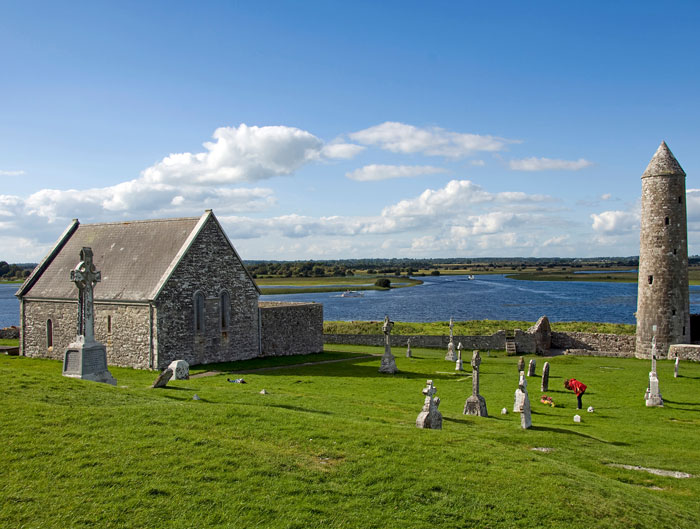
[668,344,700,362]
[155,217,260,368]
[21,299,151,368]
[260,302,323,356]
[0,326,19,339]
[551,331,635,353]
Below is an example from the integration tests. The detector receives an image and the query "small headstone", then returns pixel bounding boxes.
[406,338,412,358]
[379,315,398,374]
[541,361,550,392]
[517,356,525,373]
[151,368,173,388]
[168,360,190,380]
[527,358,536,377]
[514,371,531,429]
[445,317,457,361]
[573,415,581,423]
[464,350,488,417]
[501,407,508,415]
[455,342,464,371]
[587,406,595,413]
[260,389,268,395]
[192,394,200,400]
[674,357,679,378]
[416,380,443,429]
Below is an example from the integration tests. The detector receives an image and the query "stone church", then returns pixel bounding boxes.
[16,210,322,369]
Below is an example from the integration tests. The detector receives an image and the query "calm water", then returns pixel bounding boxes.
[4,276,700,327]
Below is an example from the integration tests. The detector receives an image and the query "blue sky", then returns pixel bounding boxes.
[2,1,700,262]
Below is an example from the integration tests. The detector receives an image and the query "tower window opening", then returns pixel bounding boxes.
[679,196,683,204]
[674,248,677,255]
[665,216,669,225]
[683,326,686,336]
[648,275,653,285]
[672,309,676,316]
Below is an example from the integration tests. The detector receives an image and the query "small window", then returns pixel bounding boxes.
[107,315,112,334]
[665,217,669,225]
[648,275,653,285]
[683,326,686,336]
[46,319,53,348]
[674,248,677,255]
[672,309,676,316]
[220,291,231,330]
[679,196,683,204]
[194,292,205,333]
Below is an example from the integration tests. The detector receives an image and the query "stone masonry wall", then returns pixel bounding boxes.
[260,301,323,356]
[668,344,700,362]
[551,331,635,354]
[324,331,510,351]
[155,216,260,368]
[21,299,151,368]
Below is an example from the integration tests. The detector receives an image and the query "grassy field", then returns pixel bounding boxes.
[324,320,637,336]
[2,347,699,529]
[256,276,423,294]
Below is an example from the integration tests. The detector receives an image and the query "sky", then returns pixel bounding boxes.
[2,1,700,263]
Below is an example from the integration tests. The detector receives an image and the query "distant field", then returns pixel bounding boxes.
[256,276,422,294]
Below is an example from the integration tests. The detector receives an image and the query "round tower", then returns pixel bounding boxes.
[635,141,689,359]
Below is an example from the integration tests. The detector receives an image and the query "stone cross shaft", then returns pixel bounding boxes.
[471,350,481,395]
[70,247,101,343]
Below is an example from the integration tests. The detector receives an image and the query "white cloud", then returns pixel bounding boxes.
[509,157,593,171]
[590,210,639,233]
[346,164,447,182]
[0,170,25,176]
[349,121,518,158]
[601,193,612,201]
[321,142,365,159]
[470,160,486,167]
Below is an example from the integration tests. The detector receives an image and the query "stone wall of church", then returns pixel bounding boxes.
[21,299,151,368]
[154,216,261,368]
[260,301,323,356]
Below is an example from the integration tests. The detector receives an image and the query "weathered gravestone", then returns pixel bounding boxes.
[168,359,190,380]
[152,368,173,388]
[445,317,457,361]
[517,356,525,373]
[406,338,412,358]
[674,357,679,378]
[464,350,488,417]
[645,337,663,407]
[416,379,442,429]
[514,371,532,429]
[541,361,550,392]
[378,315,398,374]
[527,358,536,377]
[62,247,116,386]
[455,342,464,371]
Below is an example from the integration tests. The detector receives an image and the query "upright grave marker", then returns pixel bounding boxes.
[379,315,398,374]
[62,247,116,385]
[416,380,442,429]
[464,349,488,416]
[455,342,464,371]
[514,371,532,429]
[517,356,525,373]
[541,361,550,392]
[445,317,457,361]
[645,332,663,407]
[527,358,536,377]
[406,338,412,358]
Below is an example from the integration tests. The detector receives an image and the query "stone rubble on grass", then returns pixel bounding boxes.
[514,371,532,429]
[151,368,173,388]
[464,349,488,417]
[168,359,190,380]
[260,389,268,395]
[541,361,550,392]
[587,406,595,413]
[416,379,442,429]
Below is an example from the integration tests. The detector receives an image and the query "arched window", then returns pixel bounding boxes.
[46,319,53,349]
[220,290,231,330]
[194,291,205,333]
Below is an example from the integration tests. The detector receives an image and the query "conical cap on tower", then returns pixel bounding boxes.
[642,141,686,178]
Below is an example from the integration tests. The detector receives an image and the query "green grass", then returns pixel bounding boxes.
[324,320,636,336]
[2,348,699,528]
[0,338,19,346]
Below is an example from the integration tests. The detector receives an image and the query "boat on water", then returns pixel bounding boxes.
[341,290,364,297]
[468,275,475,280]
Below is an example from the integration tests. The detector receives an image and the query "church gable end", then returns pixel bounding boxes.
[154,215,260,368]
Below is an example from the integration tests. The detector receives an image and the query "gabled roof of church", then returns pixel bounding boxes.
[16,210,260,301]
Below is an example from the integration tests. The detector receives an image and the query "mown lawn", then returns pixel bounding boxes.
[1,347,699,529]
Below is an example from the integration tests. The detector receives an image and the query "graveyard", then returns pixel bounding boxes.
[1,345,699,529]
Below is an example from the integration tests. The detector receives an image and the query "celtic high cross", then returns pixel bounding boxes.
[71,247,101,343]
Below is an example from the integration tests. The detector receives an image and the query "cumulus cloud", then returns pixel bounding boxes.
[349,122,517,158]
[601,193,612,201]
[0,170,25,176]
[590,210,639,233]
[346,164,447,182]
[509,157,593,171]
[321,142,365,159]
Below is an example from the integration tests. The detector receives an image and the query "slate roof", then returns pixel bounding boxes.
[18,215,204,301]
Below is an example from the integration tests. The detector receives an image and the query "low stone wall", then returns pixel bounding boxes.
[551,332,635,353]
[325,331,513,352]
[668,344,700,362]
[260,301,323,356]
[563,349,634,358]
[0,326,19,339]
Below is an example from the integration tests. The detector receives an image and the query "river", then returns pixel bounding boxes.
[4,275,700,327]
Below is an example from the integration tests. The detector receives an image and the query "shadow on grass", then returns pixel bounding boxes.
[264,403,333,415]
[663,399,700,407]
[530,425,630,445]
